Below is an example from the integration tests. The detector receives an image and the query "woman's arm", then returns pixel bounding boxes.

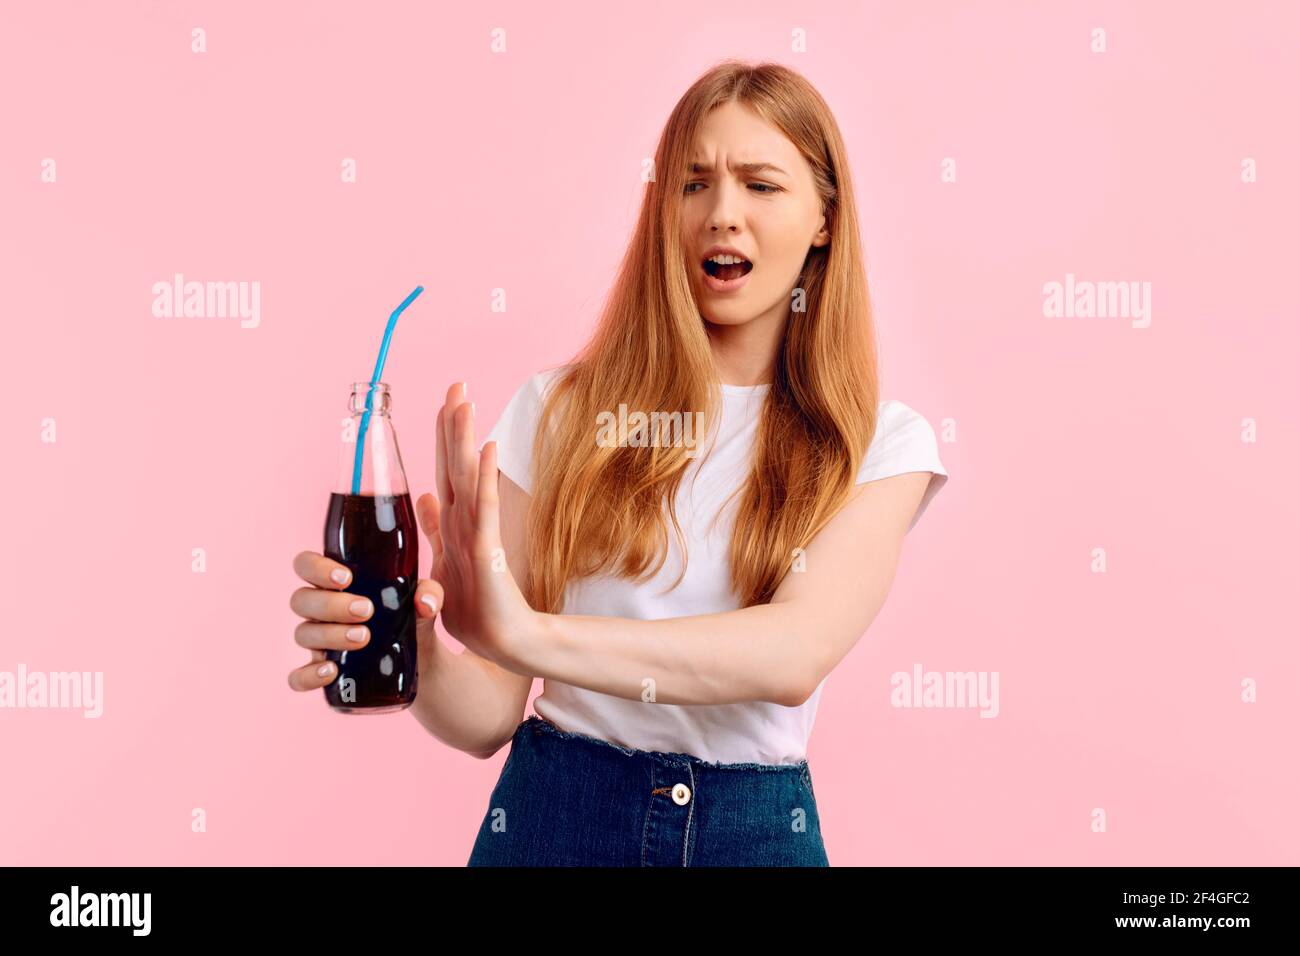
[408,625,528,757]
[511,470,933,707]
[432,394,935,710]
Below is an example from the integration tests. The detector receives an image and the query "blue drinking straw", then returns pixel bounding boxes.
[352,285,425,494]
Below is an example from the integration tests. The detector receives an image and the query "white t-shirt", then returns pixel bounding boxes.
[485,366,949,765]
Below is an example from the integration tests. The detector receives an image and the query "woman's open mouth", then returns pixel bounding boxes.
[701,254,754,293]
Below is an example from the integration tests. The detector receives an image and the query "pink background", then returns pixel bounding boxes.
[2,1,1296,865]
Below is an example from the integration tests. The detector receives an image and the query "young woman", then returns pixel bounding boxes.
[288,60,948,866]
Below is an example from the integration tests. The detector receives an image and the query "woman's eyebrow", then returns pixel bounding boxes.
[688,160,789,177]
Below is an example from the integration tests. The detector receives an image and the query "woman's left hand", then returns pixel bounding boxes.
[415,382,540,673]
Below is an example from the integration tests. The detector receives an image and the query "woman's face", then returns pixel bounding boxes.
[681,100,829,329]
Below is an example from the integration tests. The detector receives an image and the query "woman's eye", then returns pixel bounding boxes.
[683,181,781,195]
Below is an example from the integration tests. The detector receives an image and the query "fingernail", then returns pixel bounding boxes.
[349,598,372,617]
[421,594,438,614]
[462,380,469,396]
[470,402,477,417]
[330,568,350,585]
[317,662,334,677]
[346,626,368,643]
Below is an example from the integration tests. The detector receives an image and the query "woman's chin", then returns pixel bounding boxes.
[697,292,759,324]
[700,309,759,328]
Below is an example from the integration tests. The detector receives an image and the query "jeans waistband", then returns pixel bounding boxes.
[520,714,810,775]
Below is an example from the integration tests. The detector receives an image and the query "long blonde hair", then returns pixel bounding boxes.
[523,59,879,613]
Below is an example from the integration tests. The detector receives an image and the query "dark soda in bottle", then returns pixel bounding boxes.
[322,382,419,713]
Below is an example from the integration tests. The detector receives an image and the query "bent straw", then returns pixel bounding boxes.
[352,286,425,494]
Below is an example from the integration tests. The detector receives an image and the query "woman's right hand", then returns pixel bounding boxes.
[287,551,377,692]
[287,550,445,692]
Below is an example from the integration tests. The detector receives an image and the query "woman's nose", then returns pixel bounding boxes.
[707,180,743,231]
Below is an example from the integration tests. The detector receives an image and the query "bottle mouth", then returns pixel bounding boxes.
[349,382,391,414]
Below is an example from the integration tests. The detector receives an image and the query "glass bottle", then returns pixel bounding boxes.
[322,382,419,713]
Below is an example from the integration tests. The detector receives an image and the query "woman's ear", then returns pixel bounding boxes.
[811,210,830,248]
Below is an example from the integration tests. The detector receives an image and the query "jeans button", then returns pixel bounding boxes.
[671,783,691,806]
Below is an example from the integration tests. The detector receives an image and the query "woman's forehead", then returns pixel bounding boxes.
[691,101,798,160]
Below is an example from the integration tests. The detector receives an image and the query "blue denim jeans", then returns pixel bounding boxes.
[467,715,829,866]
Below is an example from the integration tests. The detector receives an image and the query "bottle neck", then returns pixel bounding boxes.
[336,382,407,496]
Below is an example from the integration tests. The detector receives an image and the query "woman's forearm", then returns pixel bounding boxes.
[408,633,531,757]
[518,601,812,708]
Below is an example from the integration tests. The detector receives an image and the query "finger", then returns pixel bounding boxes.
[415,492,445,561]
[292,550,354,590]
[475,440,502,557]
[441,381,468,503]
[289,587,375,624]
[294,620,370,651]
[287,657,338,692]
[415,578,445,619]
[436,403,453,506]
[452,396,478,516]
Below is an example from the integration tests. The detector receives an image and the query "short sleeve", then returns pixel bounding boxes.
[856,400,949,532]
[484,368,564,494]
